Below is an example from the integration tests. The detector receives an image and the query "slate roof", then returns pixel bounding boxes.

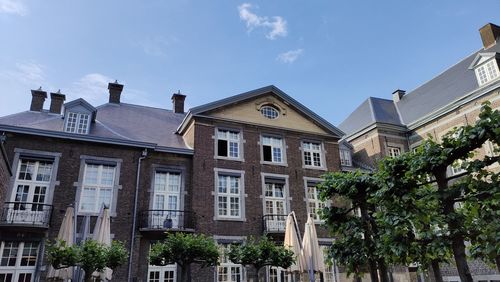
[338,97,403,136]
[340,42,500,136]
[0,102,191,153]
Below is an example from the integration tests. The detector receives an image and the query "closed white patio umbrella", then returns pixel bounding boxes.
[302,215,325,282]
[47,207,75,281]
[284,212,307,273]
[92,207,113,281]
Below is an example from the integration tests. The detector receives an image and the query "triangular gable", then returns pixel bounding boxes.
[468,52,499,69]
[178,85,344,138]
[64,98,97,121]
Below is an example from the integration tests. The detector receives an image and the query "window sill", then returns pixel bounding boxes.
[215,156,245,162]
[302,165,327,171]
[260,161,288,167]
[214,217,246,222]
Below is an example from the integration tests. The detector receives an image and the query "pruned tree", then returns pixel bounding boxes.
[227,236,295,282]
[47,239,128,282]
[149,233,219,282]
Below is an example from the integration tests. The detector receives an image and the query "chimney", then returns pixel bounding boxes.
[479,23,500,49]
[392,89,406,103]
[108,80,124,104]
[49,90,66,114]
[172,91,186,113]
[30,87,47,111]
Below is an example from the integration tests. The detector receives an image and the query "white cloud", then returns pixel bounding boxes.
[0,0,27,16]
[137,36,178,57]
[277,49,303,64]
[238,3,287,40]
[0,62,46,87]
[70,73,114,105]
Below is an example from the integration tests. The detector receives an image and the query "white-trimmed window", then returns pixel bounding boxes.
[79,163,116,213]
[267,266,291,282]
[339,149,352,166]
[216,173,243,220]
[302,141,324,168]
[484,140,499,157]
[260,105,280,119]
[319,246,336,282]
[216,129,241,159]
[475,60,500,86]
[217,244,243,282]
[306,180,326,222]
[388,146,401,158]
[148,264,176,282]
[65,112,90,134]
[263,177,287,232]
[262,136,285,163]
[451,159,466,176]
[0,241,39,282]
[151,171,182,229]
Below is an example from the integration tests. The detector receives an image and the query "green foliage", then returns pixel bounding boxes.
[149,233,219,268]
[227,236,295,271]
[46,239,129,275]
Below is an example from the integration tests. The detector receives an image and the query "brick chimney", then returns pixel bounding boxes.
[30,88,47,111]
[172,91,186,113]
[392,89,406,103]
[108,81,124,104]
[49,90,66,114]
[479,23,500,49]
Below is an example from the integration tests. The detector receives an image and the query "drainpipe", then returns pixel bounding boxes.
[127,149,148,282]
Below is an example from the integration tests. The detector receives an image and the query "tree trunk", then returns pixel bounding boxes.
[84,273,93,282]
[246,265,258,282]
[435,173,473,282]
[368,259,379,282]
[353,272,362,282]
[180,264,191,282]
[496,256,500,272]
[377,259,390,282]
[431,260,443,282]
[359,198,379,282]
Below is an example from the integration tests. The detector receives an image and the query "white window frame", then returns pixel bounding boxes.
[213,169,246,221]
[304,178,329,223]
[217,243,244,282]
[64,112,90,134]
[0,241,39,282]
[261,135,286,165]
[215,128,243,161]
[150,170,183,229]
[148,264,177,282]
[387,146,401,158]
[78,163,116,213]
[260,105,280,119]
[474,59,500,86]
[450,159,466,176]
[339,149,352,166]
[302,141,326,169]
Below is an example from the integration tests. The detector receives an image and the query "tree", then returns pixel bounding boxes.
[318,171,389,282]
[47,239,128,282]
[149,233,219,282]
[227,236,295,282]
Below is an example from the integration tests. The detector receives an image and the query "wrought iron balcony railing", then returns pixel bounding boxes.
[263,214,287,233]
[0,202,53,227]
[140,210,195,231]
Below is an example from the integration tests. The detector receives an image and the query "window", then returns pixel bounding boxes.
[65,112,90,134]
[263,177,287,232]
[0,241,39,282]
[215,171,244,220]
[302,141,324,168]
[8,158,53,225]
[388,146,401,157]
[475,60,500,86]
[451,159,466,176]
[339,149,352,166]
[267,266,291,282]
[79,163,116,213]
[260,105,279,119]
[319,246,336,282]
[151,171,182,229]
[306,180,326,222]
[217,244,243,282]
[148,265,176,282]
[216,129,241,159]
[485,140,499,157]
[262,136,285,163]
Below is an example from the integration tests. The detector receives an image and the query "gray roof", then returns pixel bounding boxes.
[0,102,191,153]
[179,85,345,138]
[340,42,500,136]
[338,97,403,136]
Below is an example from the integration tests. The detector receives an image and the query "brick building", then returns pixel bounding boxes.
[339,23,500,282]
[0,84,348,281]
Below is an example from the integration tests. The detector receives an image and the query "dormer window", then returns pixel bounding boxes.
[65,112,90,134]
[340,149,352,166]
[469,52,500,86]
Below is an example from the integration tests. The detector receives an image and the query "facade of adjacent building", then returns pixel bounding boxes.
[0,84,352,281]
[339,23,500,282]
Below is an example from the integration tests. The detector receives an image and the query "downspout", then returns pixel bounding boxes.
[127,149,148,282]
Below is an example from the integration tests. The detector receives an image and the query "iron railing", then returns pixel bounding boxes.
[140,210,195,231]
[263,214,287,233]
[0,202,53,227]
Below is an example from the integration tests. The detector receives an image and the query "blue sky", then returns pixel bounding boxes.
[1,0,499,125]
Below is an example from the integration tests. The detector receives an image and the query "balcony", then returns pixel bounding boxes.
[263,214,287,233]
[0,202,53,228]
[139,210,195,233]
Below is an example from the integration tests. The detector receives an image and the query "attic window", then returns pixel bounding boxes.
[65,112,90,134]
[260,105,279,119]
[475,60,499,86]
